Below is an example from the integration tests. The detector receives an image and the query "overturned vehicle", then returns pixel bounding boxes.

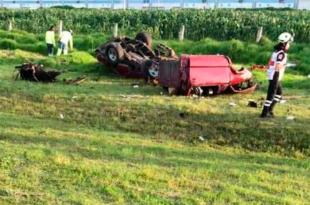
[96,33,256,95]
[95,32,177,80]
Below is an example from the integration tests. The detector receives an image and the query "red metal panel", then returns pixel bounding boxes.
[187,55,232,86]
[189,55,231,67]
[189,67,231,86]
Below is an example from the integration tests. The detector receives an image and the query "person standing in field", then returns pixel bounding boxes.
[45,25,56,56]
[260,32,293,118]
[57,29,73,56]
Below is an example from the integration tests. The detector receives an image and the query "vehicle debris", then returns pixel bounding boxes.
[229,102,237,107]
[198,136,205,141]
[286,116,295,120]
[15,63,87,85]
[250,64,267,71]
[15,63,60,82]
[248,100,258,108]
[64,76,86,85]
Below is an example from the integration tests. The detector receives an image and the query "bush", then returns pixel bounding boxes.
[0,39,17,49]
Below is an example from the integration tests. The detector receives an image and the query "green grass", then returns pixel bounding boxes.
[1,30,310,74]
[0,30,309,204]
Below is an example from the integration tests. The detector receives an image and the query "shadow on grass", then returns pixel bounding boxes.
[0,102,309,158]
[1,124,309,177]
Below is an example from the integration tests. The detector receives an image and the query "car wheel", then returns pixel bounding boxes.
[135,32,152,48]
[105,43,125,66]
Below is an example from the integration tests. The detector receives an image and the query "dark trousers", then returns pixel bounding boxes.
[47,43,54,56]
[261,74,283,117]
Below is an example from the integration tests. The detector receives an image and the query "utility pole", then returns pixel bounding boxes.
[252,0,257,9]
[215,0,219,8]
[124,0,128,9]
[295,0,299,9]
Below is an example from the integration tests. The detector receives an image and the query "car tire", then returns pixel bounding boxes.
[135,32,152,48]
[105,43,125,66]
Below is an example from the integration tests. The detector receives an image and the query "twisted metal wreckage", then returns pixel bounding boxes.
[15,63,86,85]
[96,32,257,95]
[14,32,257,95]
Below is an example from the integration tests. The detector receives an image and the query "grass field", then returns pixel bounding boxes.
[0,30,309,204]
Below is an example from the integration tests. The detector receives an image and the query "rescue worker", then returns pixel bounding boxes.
[45,25,56,56]
[57,29,73,56]
[260,32,293,118]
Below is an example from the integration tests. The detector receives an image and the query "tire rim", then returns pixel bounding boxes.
[108,48,117,62]
[148,67,159,78]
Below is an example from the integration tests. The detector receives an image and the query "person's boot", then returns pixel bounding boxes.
[269,101,277,117]
[64,48,68,55]
[260,106,270,118]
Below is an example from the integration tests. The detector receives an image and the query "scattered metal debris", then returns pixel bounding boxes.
[248,100,258,108]
[229,102,237,107]
[64,76,86,85]
[286,116,295,121]
[198,136,205,142]
[250,64,267,71]
[179,112,187,118]
[15,63,60,83]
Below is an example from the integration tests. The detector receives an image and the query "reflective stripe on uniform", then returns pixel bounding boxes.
[274,95,282,102]
[264,100,272,106]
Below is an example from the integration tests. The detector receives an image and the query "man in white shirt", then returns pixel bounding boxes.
[57,30,73,56]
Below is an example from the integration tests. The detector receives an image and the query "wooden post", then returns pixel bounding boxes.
[215,0,219,8]
[256,27,263,43]
[180,0,184,8]
[8,20,13,31]
[124,0,128,9]
[295,0,299,9]
[59,20,63,36]
[179,25,185,41]
[113,23,118,38]
[8,18,13,31]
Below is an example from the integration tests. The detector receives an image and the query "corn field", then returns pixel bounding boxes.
[0,8,309,42]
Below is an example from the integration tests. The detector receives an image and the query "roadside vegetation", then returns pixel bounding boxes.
[0,29,309,204]
[1,8,310,42]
